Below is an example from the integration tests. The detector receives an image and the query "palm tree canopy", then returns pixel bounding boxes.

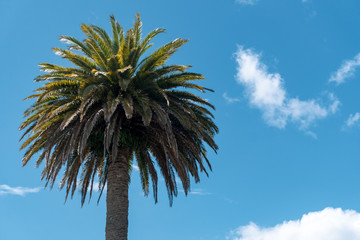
[20,13,218,206]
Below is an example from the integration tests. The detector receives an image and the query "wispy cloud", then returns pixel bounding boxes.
[345,112,360,127]
[88,182,102,191]
[235,46,339,130]
[189,188,212,196]
[179,188,212,196]
[228,207,360,240]
[329,53,360,85]
[0,184,41,196]
[236,0,257,5]
[223,92,240,103]
[132,164,140,171]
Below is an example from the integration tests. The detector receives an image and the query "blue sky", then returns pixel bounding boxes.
[2,0,360,239]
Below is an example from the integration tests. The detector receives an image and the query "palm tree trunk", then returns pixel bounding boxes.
[106,148,130,240]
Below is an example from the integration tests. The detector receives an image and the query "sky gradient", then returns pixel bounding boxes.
[1,0,360,239]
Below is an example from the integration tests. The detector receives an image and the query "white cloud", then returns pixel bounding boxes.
[346,112,360,127]
[329,53,360,85]
[54,50,64,56]
[59,37,73,44]
[132,164,140,171]
[235,46,339,130]
[304,130,318,139]
[179,188,212,196]
[236,0,257,5]
[228,207,360,240]
[89,182,107,192]
[328,93,341,114]
[0,184,41,196]
[223,92,240,103]
[189,188,212,195]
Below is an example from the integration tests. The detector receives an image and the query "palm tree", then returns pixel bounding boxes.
[20,14,218,240]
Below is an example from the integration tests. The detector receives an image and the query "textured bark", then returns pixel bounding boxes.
[106,148,130,240]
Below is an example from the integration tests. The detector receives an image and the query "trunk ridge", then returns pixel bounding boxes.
[106,148,130,240]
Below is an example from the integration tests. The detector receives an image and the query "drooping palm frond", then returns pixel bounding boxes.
[20,13,218,206]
